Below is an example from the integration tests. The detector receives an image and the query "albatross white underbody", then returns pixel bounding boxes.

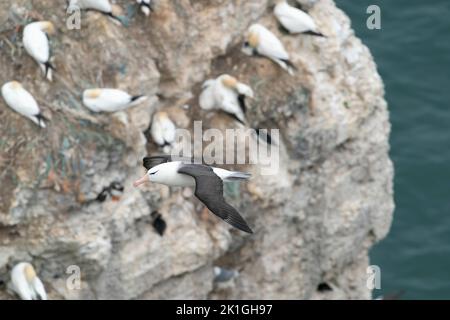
[133,156,253,234]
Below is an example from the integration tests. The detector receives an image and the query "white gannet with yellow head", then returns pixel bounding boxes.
[199,74,254,124]
[274,0,325,36]
[10,262,47,300]
[242,23,296,75]
[1,81,47,128]
[82,88,148,113]
[69,0,123,25]
[150,111,176,151]
[23,21,56,81]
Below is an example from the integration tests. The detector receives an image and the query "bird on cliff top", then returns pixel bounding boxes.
[1,81,47,128]
[274,0,325,36]
[23,21,56,81]
[10,262,47,300]
[150,111,176,152]
[82,88,148,113]
[133,156,253,234]
[136,0,153,16]
[242,23,296,75]
[199,74,253,125]
[68,0,124,25]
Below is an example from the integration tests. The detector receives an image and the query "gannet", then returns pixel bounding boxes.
[199,75,273,144]
[1,81,47,128]
[82,88,148,113]
[69,0,123,25]
[10,262,47,300]
[199,74,253,125]
[274,0,325,36]
[242,23,296,75]
[150,111,176,148]
[23,21,56,81]
[134,156,253,233]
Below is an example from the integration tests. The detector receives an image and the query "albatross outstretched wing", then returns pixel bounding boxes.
[177,164,253,234]
[143,155,172,170]
[143,155,205,170]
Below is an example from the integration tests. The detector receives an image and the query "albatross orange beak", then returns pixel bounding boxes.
[133,175,149,187]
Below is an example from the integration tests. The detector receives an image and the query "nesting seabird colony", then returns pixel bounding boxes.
[0,0,328,299]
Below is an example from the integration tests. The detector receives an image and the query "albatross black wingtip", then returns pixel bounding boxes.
[226,216,254,234]
[245,226,254,234]
[143,157,155,170]
[143,155,172,170]
[143,157,152,170]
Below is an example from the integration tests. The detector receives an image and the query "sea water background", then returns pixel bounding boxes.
[335,0,450,299]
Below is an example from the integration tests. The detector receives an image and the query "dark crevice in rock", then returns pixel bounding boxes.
[317,282,333,292]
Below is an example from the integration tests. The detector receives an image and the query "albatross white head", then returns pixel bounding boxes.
[133,162,192,188]
[134,157,179,187]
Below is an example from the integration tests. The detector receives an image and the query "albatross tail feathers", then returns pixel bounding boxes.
[226,171,251,181]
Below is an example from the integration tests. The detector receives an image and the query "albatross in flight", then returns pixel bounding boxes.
[133,156,253,234]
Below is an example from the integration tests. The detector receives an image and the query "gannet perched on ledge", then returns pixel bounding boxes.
[274,0,325,36]
[68,0,123,25]
[1,81,47,128]
[134,156,253,234]
[10,262,47,300]
[199,74,253,125]
[199,74,273,144]
[82,88,148,112]
[150,111,176,150]
[242,24,296,75]
[136,0,153,16]
[23,21,56,81]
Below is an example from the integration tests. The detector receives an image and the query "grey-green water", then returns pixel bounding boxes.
[335,0,450,299]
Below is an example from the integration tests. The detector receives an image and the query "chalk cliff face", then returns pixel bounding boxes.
[0,0,394,299]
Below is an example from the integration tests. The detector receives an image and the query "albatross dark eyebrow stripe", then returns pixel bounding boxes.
[143,155,172,170]
[142,155,204,170]
[177,164,253,234]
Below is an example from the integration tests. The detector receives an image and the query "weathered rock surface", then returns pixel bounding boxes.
[0,0,393,299]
